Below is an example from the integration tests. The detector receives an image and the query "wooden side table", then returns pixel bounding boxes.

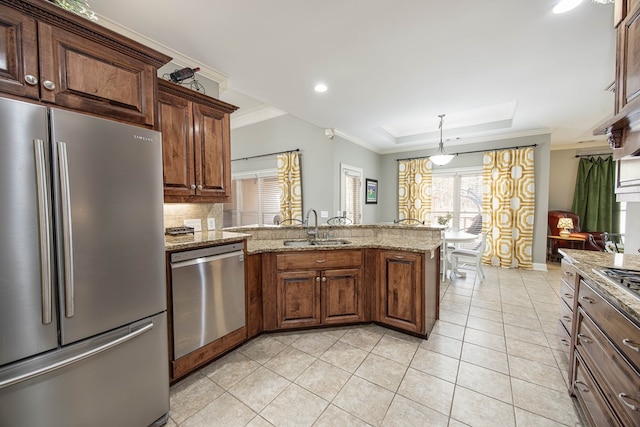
[547,235,586,262]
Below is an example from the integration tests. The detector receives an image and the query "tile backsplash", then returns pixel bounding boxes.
[163,203,223,231]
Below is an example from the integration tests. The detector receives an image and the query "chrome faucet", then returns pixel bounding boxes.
[305,208,318,239]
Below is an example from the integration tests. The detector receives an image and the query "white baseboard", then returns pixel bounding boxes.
[532,262,548,272]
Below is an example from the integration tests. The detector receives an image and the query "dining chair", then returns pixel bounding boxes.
[449,231,489,284]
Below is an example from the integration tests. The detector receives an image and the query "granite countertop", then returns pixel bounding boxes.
[165,231,441,258]
[559,249,640,324]
[245,236,440,256]
[164,230,251,252]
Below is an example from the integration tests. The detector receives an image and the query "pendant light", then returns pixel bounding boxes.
[429,114,455,166]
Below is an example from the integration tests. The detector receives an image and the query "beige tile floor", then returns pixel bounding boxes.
[166,263,583,426]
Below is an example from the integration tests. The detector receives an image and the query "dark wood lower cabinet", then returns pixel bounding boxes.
[272,250,365,330]
[560,259,640,426]
[169,246,439,382]
[375,249,439,336]
[377,251,424,334]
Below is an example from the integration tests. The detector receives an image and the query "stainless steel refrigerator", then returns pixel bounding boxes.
[0,97,169,426]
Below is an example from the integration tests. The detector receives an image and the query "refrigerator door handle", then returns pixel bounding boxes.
[34,139,52,325]
[0,321,154,390]
[57,141,75,318]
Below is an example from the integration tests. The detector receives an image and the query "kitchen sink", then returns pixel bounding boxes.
[283,239,350,247]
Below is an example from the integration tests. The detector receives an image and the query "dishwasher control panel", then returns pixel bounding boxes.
[170,242,244,263]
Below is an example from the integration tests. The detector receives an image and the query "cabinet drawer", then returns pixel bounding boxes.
[558,320,571,358]
[578,280,640,370]
[573,352,622,427]
[561,260,579,291]
[559,299,573,336]
[560,279,575,314]
[575,308,640,427]
[276,250,362,270]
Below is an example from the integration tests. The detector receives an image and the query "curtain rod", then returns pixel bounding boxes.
[396,144,538,162]
[232,148,300,162]
[574,153,611,158]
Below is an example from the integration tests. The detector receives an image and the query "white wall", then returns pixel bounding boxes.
[229,115,382,223]
[548,149,580,211]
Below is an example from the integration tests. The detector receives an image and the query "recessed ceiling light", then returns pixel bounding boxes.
[314,83,328,93]
[553,0,583,14]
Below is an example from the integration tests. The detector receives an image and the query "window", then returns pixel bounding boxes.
[223,170,280,227]
[430,168,483,232]
[340,163,363,224]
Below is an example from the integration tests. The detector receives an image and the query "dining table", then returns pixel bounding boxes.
[442,230,479,280]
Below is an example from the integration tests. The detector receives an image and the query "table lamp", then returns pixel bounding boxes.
[557,217,574,237]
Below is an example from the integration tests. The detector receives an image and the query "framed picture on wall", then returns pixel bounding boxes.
[365,178,378,204]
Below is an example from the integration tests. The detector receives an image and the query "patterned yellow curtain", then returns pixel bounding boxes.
[398,159,432,223]
[277,151,302,221]
[481,147,535,269]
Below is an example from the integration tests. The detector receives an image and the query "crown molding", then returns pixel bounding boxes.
[333,129,382,154]
[231,104,287,129]
[96,15,229,91]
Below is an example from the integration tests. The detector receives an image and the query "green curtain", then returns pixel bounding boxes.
[571,156,620,233]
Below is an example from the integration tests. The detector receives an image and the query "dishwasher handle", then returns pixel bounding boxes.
[170,250,244,269]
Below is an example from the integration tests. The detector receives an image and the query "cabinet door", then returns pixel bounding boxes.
[158,90,196,199]
[0,5,39,99]
[37,23,156,126]
[377,251,424,334]
[322,268,364,324]
[193,102,231,202]
[276,270,321,328]
[617,7,640,113]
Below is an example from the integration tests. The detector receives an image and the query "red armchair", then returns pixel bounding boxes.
[547,210,605,251]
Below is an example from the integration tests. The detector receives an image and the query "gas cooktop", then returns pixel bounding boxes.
[593,267,640,300]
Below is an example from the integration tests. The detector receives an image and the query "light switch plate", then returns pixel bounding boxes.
[207,217,216,230]
[183,219,202,231]
[320,211,329,218]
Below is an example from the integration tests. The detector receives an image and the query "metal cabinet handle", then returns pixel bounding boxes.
[561,315,572,322]
[190,184,196,190]
[618,393,639,411]
[316,277,320,282]
[563,293,573,299]
[574,381,589,393]
[34,140,53,325]
[563,270,574,277]
[577,334,593,344]
[25,74,38,85]
[622,339,640,352]
[560,338,570,347]
[322,277,327,282]
[580,296,595,304]
[197,184,203,190]
[42,80,56,90]
[315,259,326,263]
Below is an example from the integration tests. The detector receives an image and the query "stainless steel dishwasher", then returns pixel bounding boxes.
[170,242,245,359]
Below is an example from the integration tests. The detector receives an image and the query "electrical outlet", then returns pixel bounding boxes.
[207,217,216,230]
[183,219,201,232]
[320,210,329,218]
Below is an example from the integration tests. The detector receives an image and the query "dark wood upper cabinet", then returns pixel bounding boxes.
[157,79,238,203]
[0,0,170,126]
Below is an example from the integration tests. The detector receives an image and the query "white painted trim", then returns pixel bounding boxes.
[532,262,548,272]
[378,128,552,155]
[231,105,287,129]
[96,15,229,91]
[340,163,364,223]
[333,129,383,154]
